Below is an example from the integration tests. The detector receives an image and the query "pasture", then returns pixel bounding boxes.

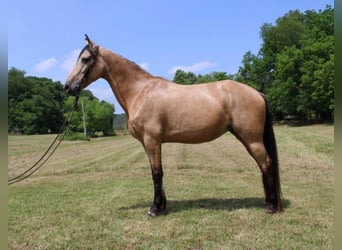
[8,125,334,249]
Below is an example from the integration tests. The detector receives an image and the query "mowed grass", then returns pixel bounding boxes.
[8,125,334,249]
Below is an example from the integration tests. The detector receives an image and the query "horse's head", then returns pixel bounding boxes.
[64,34,101,96]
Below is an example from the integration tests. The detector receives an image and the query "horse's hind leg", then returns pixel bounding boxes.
[245,142,271,207]
[227,127,279,213]
[244,141,279,213]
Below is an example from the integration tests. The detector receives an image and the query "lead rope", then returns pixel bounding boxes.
[8,96,80,185]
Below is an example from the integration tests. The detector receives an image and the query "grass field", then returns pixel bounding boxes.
[8,125,334,249]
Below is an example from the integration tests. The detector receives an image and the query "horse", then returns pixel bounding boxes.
[64,35,283,216]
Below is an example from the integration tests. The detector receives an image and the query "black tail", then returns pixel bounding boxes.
[263,97,283,212]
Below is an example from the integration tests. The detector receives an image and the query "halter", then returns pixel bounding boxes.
[78,45,99,95]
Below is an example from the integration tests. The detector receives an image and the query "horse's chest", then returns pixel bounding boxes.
[127,117,143,139]
[127,114,162,140]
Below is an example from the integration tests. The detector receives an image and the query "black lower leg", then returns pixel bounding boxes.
[149,169,166,216]
[262,172,277,213]
[262,173,271,203]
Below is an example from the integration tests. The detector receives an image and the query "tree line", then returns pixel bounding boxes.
[8,68,115,136]
[173,6,334,122]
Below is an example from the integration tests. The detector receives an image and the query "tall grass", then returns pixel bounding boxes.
[8,125,334,249]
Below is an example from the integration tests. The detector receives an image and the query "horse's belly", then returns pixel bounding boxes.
[163,116,228,143]
[164,131,225,144]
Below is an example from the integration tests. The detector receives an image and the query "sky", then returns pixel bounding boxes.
[8,0,334,114]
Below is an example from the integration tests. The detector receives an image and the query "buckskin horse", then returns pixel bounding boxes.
[64,35,283,216]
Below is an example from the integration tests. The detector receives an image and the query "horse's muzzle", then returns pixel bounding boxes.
[64,83,80,96]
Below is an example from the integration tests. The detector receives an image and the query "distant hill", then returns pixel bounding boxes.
[113,113,126,131]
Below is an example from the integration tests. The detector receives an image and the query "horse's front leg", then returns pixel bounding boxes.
[143,138,167,216]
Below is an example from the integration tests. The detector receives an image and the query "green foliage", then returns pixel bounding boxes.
[64,92,115,137]
[236,6,334,121]
[173,70,232,85]
[8,68,115,136]
[173,69,198,85]
[260,10,305,57]
[8,68,66,134]
[235,51,265,90]
[197,72,233,83]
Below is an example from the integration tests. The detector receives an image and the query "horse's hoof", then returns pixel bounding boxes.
[148,206,167,216]
[264,202,276,214]
[264,208,276,214]
[147,210,157,217]
[148,207,159,217]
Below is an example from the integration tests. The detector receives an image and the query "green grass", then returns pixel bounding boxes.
[8,125,334,249]
[63,132,91,141]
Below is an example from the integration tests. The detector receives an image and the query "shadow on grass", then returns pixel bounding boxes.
[119,197,290,215]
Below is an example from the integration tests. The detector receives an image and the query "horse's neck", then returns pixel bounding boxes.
[100,48,152,114]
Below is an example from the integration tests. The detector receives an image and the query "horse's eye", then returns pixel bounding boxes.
[81,57,90,64]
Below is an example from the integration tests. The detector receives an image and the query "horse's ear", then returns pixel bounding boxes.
[85,34,96,48]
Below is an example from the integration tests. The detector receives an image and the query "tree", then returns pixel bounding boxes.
[267,45,304,119]
[235,51,263,90]
[173,70,233,85]
[8,67,116,135]
[298,7,334,120]
[197,72,232,83]
[173,69,197,85]
[8,67,26,100]
[8,68,66,134]
[269,36,333,121]
[64,93,115,137]
[236,6,334,121]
